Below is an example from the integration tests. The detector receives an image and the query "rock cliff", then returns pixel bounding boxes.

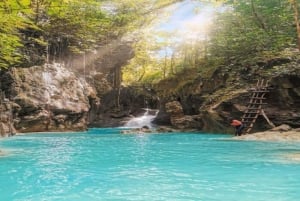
[0,41,135,136]
[0,63,97,134]
[0,97,16,137]
[154,54,300,134]
[1,46,299,136]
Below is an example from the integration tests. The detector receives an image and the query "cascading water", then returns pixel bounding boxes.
[42,70,51,104]
[124,108,159,128]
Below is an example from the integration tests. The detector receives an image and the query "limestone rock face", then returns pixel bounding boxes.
[0,100,16,137]
[0,63,97,133]
[154,59,300,133]
[270,124,292,132]
[165,101,184,118]
[266,75,300,127]
[165,101,202,129]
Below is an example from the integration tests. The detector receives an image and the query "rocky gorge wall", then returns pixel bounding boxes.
[0,97,16,137]
[0,63,97,135]
[154,56,300,134]
[1,48,299,136]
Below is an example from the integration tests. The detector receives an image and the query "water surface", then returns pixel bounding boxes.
[0,128,300,201]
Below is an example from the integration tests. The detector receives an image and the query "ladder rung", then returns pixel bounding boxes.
[251,90,269,93]
[241,80,272,134]
[250,97,266,100]
[242,119,253,121]
[243,115,257,118]
[245,113,259,115]
[243,115,258,119]
[249,101,264,103]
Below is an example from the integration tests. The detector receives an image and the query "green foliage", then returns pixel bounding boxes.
[123,0,299,86]
[1,0,180,69]
[209,0,296,64]
[1,0,298,77]
[0,0,33,68]
[44,0,111,56]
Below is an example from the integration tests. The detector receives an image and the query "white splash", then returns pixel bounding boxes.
[124,108,158,128]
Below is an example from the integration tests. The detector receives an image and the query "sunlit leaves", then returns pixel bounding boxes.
[1,0,298,72]
[1,0,181,69]
[123,0,300,85]
[0,0,33,68]
[209,0,296,64]
[44,0,110,55]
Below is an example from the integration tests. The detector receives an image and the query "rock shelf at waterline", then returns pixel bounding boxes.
[235,130,300,142]
[120,126,177,134]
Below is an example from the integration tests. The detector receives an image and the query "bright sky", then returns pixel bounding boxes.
[156,0,216,41]
[148,0,216,57]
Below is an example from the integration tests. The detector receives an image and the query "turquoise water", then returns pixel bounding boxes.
[0,128,300,201]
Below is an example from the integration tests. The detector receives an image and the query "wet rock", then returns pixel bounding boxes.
[165,101,184,117]
[0,150,5,157]
[235,129,300,142]
[156,126,175,133]
[283,153,300,162]
[165,101,202,129]
[0,99,16,136]
[121,126,152,134]
[270,124,292,132]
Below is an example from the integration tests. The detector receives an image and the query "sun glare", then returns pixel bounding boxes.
[177,7,215,41]
[153,0,216,42]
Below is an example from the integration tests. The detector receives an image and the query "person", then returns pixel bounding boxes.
[229,118,245,136]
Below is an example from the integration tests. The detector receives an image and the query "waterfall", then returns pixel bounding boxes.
[124,108,158,128]
[42,70,51,104]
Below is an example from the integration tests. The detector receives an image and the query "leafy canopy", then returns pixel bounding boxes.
[0,0,181,69]
[122,0,299,85]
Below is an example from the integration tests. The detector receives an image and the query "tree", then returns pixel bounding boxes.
[208,0,296,65]
[0,0,33,69]
[0,0,181,70]
[290,0,300,50]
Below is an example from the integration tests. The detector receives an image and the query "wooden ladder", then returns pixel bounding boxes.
[241,79,274,134]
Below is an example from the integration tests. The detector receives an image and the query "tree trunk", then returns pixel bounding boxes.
[251,0,267,32]
[114,67,122,109]
[170,53,175,74]
[163,49,168,78]
[291,0,300,50]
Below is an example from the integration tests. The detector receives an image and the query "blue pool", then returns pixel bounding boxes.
[0,128,300,201]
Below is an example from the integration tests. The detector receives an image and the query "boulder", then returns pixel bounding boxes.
[270,124,292,132]
[165,101,202,129]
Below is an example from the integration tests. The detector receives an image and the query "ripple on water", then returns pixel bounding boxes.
[0,129,300,201]
[279,153,300,163]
